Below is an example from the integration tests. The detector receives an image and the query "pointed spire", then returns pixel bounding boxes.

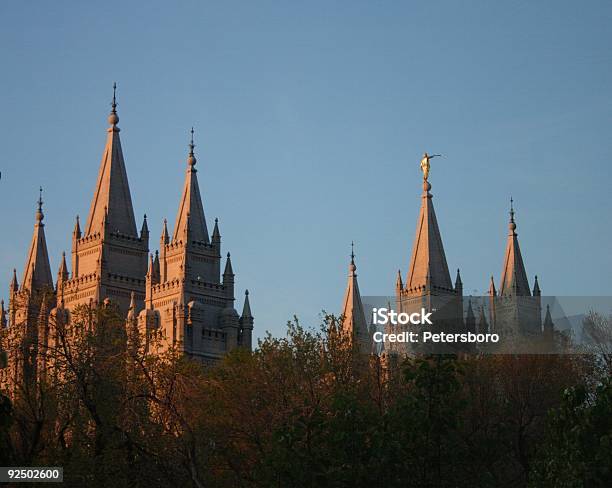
[499,198,531,296]
[72,215,81,239]
[211,217,221,245]
[340,246,369,350]
[488,275,497,296]
[22,188,53,292]
[146,253,159,283]
[154,250,160,277]
[84,84,138,237]
[172,128,209,244]
[140,214,149,239]
[405,178,452,291]
[242,289,253,319]
[223,252,234,276]
[160,218,169,245]
[455,268,463,289]
[9,268,18,294]
[396,269,403,291]
[0,300,6,328]
[543,304,554,332]
[533,275,541,296]
[57,252,69,283]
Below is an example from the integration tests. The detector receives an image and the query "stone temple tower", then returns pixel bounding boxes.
[137,129,253,364]
[339,244,371,354]
[390,169,463,355]
[61,85,149,315]
[488,199,542,336]
[4,86,253,379]
[6,189,55,389]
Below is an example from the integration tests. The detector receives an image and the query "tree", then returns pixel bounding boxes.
[530,378,612,487]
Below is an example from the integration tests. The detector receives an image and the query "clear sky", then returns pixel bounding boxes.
[1,1,611,340]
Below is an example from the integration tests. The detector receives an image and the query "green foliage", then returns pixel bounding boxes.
[530,378,612,487]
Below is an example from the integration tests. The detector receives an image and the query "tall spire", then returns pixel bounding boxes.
[84,83,138,237]
[405,177,452,290]
[173,128,209,244]
[21,188,53,292]
[499,198,531,296]
[340,243,369,349]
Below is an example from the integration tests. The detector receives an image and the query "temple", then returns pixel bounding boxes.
[2,86,254,393]
[339,158,553,357]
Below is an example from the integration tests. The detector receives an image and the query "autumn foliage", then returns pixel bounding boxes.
[0,310,611,487]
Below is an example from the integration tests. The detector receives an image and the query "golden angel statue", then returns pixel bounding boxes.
[420,152,441,181]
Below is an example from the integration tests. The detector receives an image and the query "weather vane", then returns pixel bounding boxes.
[420,152,442,181]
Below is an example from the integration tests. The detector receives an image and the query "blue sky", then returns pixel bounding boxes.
[1,1,611,340]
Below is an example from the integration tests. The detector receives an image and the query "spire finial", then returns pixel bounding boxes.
[108,82,119,127]
[509,197,516,233]
[187,127,197,167]
[36,186,44,222]
[348,241,357,274]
